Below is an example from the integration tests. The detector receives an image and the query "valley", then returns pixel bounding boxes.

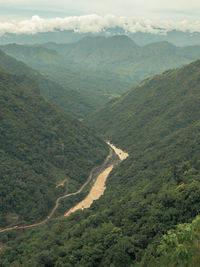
[1,36,200,119]
[0,65,108,227]
[0,143,128,233]
[0,29,200,266]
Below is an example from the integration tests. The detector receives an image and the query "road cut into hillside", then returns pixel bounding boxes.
[0,142,128,233]
[65,142,128,216]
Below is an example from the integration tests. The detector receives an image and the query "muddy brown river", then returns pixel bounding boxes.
[65,142,129,216]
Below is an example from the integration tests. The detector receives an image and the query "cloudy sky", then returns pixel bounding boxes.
[0,0,199,19]
[0,0,200,35]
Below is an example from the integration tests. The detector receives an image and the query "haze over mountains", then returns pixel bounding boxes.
[42,35,200,82]
[3,35,200,81]
[1,28,200,47]
[0,35,200,121]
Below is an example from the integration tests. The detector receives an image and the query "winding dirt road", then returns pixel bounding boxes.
[0,142,128,233]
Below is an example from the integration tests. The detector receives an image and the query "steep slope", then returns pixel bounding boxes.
[0,68,108,227]
[87,59,200,153]
[79,60,200,261]
[0,48,96,118]
[1,60,200,266]
[0,43,64,66]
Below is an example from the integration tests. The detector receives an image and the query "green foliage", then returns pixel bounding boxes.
[153,215,200,266]
[1,59,200,266]
[0,67,108,227]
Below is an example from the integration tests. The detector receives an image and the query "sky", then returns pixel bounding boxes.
[0,0,200,35]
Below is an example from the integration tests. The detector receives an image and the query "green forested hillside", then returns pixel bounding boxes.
[87,59,200,153]
[0,49,99,118]
[0,67,108,227]
[1,60,200,266]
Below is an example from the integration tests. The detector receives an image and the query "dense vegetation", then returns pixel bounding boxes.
[153,214,200,266]
[140,212,200,266]
[0,67,108,227]
[1,59,200,266]
[1,159,200,266]
[0,48,99,118]
[87,59,200,152]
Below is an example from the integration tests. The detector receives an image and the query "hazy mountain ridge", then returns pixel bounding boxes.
[41,36,200,85]
[0,43,64,66]
[1,36,200,120]
[44,36,140,65]
[1,29,200,46]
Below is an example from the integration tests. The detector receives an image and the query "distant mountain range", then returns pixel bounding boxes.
[1,35,200,119]
[1,29,200,47]
[41,35,200,84]
[2,36,200,84]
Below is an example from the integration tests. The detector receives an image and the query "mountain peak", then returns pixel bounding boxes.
[108,35,139,47]
[144,40,176,49]
[77,35,139,49]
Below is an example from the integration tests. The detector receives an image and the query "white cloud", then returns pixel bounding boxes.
[0,15,200,36]
[0,0,200,18]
